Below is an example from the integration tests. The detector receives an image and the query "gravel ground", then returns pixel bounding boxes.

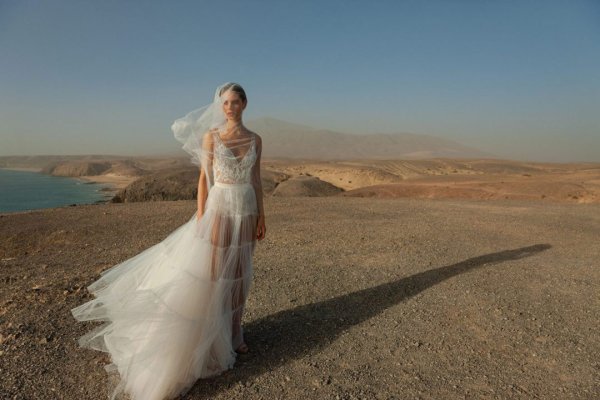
[0,197,599,399]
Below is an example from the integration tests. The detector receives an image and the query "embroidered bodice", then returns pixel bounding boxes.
[212,132,256,184]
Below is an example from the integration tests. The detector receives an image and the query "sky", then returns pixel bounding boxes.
[0,0,598,162]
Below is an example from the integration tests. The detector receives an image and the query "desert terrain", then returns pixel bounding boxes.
[1,152,599,399]
[263,158,600,203]
[3,117,597,205]
[1,193,599,399]
[2,155,599,205]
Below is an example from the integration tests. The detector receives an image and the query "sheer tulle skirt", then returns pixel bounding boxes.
[71,182,258,400]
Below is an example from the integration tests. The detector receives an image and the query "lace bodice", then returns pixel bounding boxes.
[212,132,256,184]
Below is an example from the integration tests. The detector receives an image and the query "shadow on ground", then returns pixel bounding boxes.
[186,243,551,398]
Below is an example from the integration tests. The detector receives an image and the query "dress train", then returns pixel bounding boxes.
[71,181,258,400]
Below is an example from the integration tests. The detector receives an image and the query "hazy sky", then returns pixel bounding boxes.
[1,0,598,162]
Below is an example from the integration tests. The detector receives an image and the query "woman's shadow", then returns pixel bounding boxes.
[188,243,551,397]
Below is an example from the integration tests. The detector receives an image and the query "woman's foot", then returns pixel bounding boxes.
[235,342,249,354]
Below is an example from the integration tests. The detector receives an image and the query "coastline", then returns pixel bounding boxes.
[0,168,138,209]
[0,166,43,172]
[75,173,137,191]
[0,166,136,193]
[75,174,138,204]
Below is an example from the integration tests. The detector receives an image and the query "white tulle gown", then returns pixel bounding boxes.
[71,131,259,400]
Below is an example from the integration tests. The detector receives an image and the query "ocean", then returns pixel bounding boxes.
[0,168,114,213]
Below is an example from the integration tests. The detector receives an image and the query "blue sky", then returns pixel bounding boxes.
[0,0,598,162]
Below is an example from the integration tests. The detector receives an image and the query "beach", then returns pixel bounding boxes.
[74,173,137,198]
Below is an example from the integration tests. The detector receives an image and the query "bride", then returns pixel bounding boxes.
[70,82,266,400]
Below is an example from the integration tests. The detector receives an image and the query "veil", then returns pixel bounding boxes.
[171,82,256,194]
[69,85,260,400]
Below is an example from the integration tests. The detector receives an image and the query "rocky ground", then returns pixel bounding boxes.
[0,197,599,399]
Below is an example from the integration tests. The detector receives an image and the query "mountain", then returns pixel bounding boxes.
[245,117,494,160]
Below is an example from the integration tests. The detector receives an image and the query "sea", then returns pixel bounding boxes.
[0,168,114,214]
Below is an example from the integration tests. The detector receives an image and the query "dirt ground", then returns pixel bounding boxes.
[0,196,598,399]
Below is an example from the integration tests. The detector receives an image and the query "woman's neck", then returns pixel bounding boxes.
[225,119,244,133]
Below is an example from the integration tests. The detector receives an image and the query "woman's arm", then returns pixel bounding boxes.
[251,134,266,240]
[197,132,214,220]
[197,168,208,219]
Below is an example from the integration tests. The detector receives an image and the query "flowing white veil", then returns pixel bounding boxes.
[70,82,260,400]
[171,82,256,194]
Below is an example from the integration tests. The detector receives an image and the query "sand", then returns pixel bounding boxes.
[0,196,598,399]
[76,174,138,190]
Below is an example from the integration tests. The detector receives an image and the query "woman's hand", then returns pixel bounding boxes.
[256,215,266,240]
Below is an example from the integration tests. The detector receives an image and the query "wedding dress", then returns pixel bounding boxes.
[70,128,260,400]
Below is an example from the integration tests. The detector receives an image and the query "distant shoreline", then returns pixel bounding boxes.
[0,168,122,213]
[0,166,43,172]
[0,167,135,192]
[74,174,137,191]
[0,167,138,207]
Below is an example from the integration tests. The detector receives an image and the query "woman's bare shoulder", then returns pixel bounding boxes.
[247,129,262,146]
[202,129,218,143]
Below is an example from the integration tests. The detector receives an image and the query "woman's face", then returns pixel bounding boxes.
[221,90,246,122]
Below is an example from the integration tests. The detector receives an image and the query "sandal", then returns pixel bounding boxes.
[235,342,249,354]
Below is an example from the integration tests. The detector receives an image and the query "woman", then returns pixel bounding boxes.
[70,82,266,400]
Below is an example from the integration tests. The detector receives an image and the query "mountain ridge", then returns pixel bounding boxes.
[245,116,494,160]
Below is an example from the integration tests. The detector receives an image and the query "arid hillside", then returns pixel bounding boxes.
[2,155,599,204]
